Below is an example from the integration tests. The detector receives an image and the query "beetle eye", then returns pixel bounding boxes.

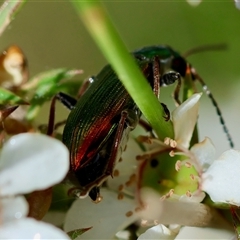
[160,71,181,87]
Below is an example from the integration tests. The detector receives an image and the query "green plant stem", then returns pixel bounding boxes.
[71,1,173,140]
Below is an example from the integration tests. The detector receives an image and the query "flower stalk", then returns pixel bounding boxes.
[70,1,173,140]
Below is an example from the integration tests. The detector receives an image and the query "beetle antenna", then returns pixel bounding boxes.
[47,95,57,136]
[191,68,234,148]
[183,43,227,58]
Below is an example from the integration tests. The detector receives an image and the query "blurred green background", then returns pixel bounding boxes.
[1,1,240,153]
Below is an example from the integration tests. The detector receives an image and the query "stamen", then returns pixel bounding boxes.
[192,175,201,182]
[134,206,142,213]
[118,193,124,200]
[169,150,175,157]
[164,137,177,148]
[125,181,131,187]
[164,137,171,145]
[185,162,192,168]
[137,135,153,144]
[190,174,195,180]
[125,211,133,217]
[136,154,151,161]
[160,195,166,201]
[186,190,192,197]
[168,189,174,197]
[113,169,120,177]
[141,219,148,227]
[160,189,174,200]
[118,184,124,191]
[130,174,136,182]
[175,160,182,171]
[154,220,159,225]
[170,139,177,148]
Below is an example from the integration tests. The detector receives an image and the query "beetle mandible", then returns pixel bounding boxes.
[48,45,233,203]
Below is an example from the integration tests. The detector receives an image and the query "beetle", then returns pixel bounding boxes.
[48,45,233,202]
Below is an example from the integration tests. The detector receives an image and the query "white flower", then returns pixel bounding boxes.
[64,94,204,238]
[186,0,202,7]
[0,133,70,239]
[138,224,177,240]
[235,0,240,9]
[138,93,240,207]
[186,0,240,10]
[138,222,235,240]
[201,149,240,206]
[64,93,239,238]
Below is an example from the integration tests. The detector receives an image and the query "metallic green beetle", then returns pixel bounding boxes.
[49,45,233,202]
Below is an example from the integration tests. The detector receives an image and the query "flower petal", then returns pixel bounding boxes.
[190,137,216,171]
[176,222,234,239]
[138,224,176,239]
[0,218,70,239]
[64,188,138,239]
[173,93,202,149]
[186,0,202,7]
[137,188,212,226]
[1,196,28,223]
[235,0,240,10]
[202,149,240,206]
[0,133,69,196]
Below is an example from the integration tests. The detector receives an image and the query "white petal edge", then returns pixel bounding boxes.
[202,149,240,206]
[172,93,202,149]
[138,224,175,240]
[190,137,216,171]
[186,0,202,7]
[64,188,138,239]
[235,0,240,10]
[0,218,70,239]
[0,133,69,196]
[1,196,28,223]
[176,225,234,239]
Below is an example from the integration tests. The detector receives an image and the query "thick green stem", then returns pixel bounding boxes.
[71,1,173,140]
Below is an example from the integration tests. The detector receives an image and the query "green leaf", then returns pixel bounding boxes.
[0,87,28,105]
[67,227,93,240]
[25,68,83,121]
[0,0,26,37]
[50,184,75,212]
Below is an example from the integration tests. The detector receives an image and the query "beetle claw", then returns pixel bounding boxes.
[89,186,102,203]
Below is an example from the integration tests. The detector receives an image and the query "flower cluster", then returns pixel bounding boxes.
[0,133,70,238]
[63,93,239,239]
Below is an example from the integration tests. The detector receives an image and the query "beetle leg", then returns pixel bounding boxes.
[106,109,140,177]
[152,56,161,98]
[57,92,77,110]
[77,76,96,98]
[172,74,182,106]
[47,92,77,136]
[88,186,102,203]
[161,103,170,121]
[47,76,96,136]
